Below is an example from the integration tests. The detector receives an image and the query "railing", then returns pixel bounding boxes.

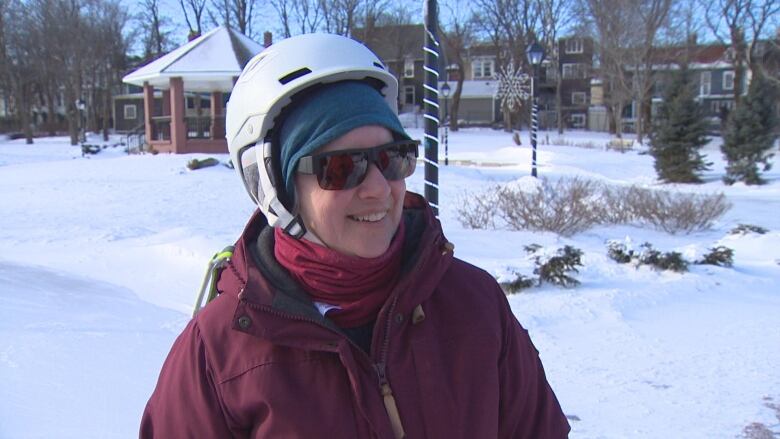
[123,123,146,154]
[185,116,212,139]
[151,116,171,141]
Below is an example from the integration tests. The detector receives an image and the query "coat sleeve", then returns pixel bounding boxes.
[497,294,570,439]
[140,320,237,438]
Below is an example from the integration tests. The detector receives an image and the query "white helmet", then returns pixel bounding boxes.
[226,33,399,237]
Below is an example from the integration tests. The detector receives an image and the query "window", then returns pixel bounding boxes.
[570,113,586,128]
[562,63,586,79]
[723,71,735,91]
[565,38,583,54]
[571,92,587,105]
[700,71,711,96]
[472,58,494,79]
[404,58,415,78]
[544,64,557,81]
[124,104,137,120]
[403,85,415,105]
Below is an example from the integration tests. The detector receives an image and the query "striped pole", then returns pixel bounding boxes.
[530,75,538,178]
[423,0,440,215]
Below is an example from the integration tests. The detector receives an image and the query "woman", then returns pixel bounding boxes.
[141,33,569,438]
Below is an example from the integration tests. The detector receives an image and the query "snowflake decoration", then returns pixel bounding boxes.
[495,61,531,112]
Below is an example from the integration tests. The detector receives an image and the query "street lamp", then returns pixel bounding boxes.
[441,81,451,166]
[526,42,545,178]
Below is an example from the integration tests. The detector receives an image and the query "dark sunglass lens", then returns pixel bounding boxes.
[379,144,416,180]
[319,152,367,190]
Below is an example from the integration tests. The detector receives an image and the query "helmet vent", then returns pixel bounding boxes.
[279,68,312,85]
[373,62,384,69]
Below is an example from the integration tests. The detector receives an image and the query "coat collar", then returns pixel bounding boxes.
[216,191,454,343]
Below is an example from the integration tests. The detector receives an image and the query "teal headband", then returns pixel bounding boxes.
[278,81,410,199]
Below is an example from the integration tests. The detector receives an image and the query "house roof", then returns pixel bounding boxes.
[354,24,425,61]
[648,44,731,68]
[122,26,264,92]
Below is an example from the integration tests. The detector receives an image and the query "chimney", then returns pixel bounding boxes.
[264,31,273,48]
[687,33,698,46]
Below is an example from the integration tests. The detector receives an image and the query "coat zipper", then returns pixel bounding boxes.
[240,299,407,438]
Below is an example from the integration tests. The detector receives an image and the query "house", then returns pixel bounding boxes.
[353,24,426,113]
[553,37,595,130]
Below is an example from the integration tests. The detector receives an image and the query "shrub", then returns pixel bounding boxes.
[606,240,634,264]
[696,246,734,267]
[500,272,536,294]
[455,185,500,229]
[457,177,731,235]
[729,224,768,235]
[534,245,584,287]
[497,177,606,236]
[637,243,688,272]
[621,187,731,234]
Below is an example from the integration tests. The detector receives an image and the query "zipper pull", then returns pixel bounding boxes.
[374,363,406,439]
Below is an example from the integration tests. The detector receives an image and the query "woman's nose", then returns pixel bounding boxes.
[357,163,391,198]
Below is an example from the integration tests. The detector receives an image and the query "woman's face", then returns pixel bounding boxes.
[294,125,406,258]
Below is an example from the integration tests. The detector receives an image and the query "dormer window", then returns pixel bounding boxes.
[472,58,495,79]
[565,38,583,54]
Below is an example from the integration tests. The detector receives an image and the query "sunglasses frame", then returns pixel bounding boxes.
[297,139,420,190]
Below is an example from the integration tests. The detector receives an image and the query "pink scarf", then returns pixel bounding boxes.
[273,223,405,328]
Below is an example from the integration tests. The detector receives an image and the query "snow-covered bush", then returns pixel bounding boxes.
[637,243,688,272]
[729,224,768,235]
[499,244,584,293]
[620,187,731,234]
[696,246,734,267]
[458,177,730,235]
[500,272,536,294]
[607,240,688,272]
[496,177,605,236]
[534,245,584,287]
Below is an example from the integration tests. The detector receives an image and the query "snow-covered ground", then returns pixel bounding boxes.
[1,129,778,438]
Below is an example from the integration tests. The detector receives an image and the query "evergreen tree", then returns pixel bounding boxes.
[649,66,711,183]
[721,73,779,185]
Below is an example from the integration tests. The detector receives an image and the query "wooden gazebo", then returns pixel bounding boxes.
[122,26,264,154]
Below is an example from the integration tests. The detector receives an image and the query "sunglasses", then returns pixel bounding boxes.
[297,140,420,190]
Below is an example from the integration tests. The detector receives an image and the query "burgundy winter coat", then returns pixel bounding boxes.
[140,192,569,438]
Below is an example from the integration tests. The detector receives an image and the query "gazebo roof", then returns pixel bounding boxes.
[123,26,263,92]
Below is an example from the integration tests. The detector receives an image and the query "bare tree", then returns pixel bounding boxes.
[180,0,208,38]
[440,0,476,131]
[701,0,780,107]
[139,0,174,60]
[473,0,542,131]
[270,0,293,37]
[539,0,575,134]
[1,0,37,143]
[209,0,259,36]
[579,0,670,140]
[320,0,360,36]
[232,0,258,36]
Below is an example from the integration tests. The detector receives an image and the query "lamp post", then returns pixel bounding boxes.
[76,99,87,143]
[526,42,545,178]
[441,82,451,166]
